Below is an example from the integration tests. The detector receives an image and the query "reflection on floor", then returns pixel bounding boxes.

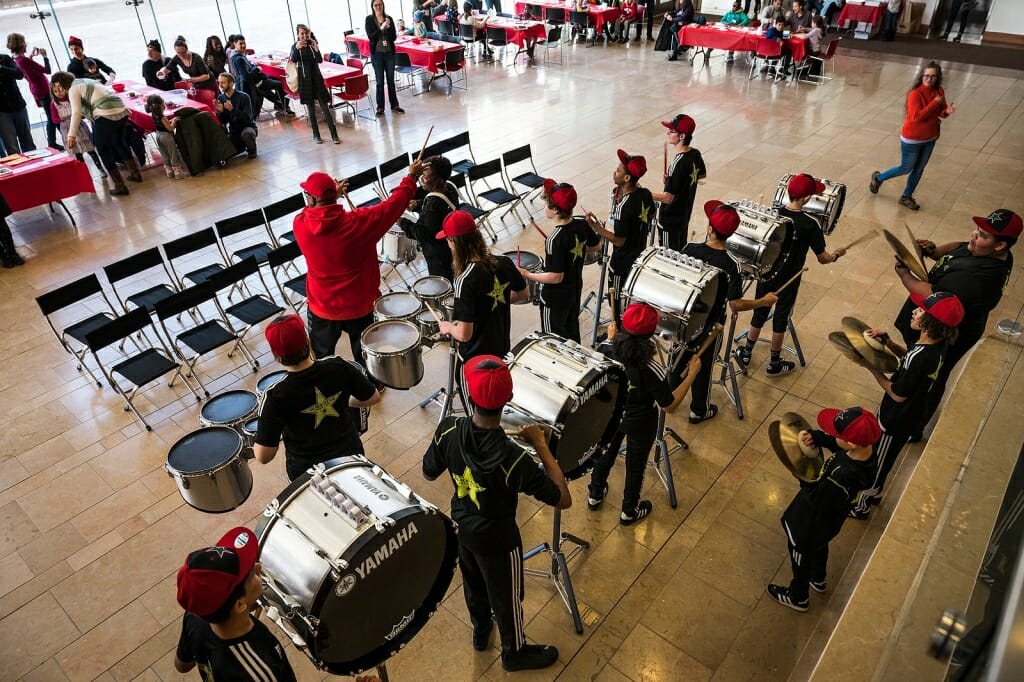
[2,38,1023,682]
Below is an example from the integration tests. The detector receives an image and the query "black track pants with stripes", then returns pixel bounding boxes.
[459,542,526,658]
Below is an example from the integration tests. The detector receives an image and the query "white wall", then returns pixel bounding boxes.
[987,0,1024,35]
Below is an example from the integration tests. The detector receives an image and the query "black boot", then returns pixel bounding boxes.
[0,218,24,267]
[307,104,322,143]
[89,151,108,178]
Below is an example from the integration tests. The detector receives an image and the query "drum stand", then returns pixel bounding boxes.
[732,314,807,368]
[523,507,589,634]
[713,275,757,420]
[379,255,414,293]
[650,340,690,509]
[418,339,468,421]
[581,243,611,348]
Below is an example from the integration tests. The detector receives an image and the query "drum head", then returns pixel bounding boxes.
[681,271,726,345]
[412,276,452,298]
[257,370,287,394]
[553,370,624,480]
[362,320,420,352]
[242,418,259,437]
[167,427,243,474]
[501,250,542,270]
[374,293,422,319]
[200,390,258,424]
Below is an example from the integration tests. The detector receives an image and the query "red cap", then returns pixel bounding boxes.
[436,209,477,240]
[787,173,826,200]
[816,407,882,447]
[910,291,965,327]
[68,36,83,48]
[265,314,308,358]
[543,178,578,212]
[661,114,696,136]
[621,303,659,337]
[616,149,647,180]
[704,200,740,236]
[176,527,259,617]
[463,355,513,410]
[300,171,338,200]
[973,208,1022,240]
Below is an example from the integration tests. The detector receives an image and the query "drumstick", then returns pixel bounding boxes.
[663,141,668,177]
[773,267,809,295]
[341,190,356,211]
[516,245,521,267]
[530,217,547,239]
[424,301,444,326]
[373,185,387,202]
[672,323,723,376]
[416,124,435,163]
[840,230,878,252]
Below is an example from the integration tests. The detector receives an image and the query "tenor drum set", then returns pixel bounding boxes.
[772,172,847,235]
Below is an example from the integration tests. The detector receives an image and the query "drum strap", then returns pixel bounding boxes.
[426,191,458,212]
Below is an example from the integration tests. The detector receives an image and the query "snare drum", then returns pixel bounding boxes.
[773,174,847,235]
[499,250,543,304]
[166,427,253,513]
[501,333,625,480]
[411,275,452,310]
[622,247,727,345]
[200,390,259,434]
[256,370,287,396]
[441,294,454,320]
[727,203,794,281]
[241,418,259,448]
[257,456,457,676]
[361,320,423,389]
[373,292,423,323]
[381,228,417,263]
[415,309,440,338]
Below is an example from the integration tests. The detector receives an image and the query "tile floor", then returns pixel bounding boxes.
[2,38,1023,682]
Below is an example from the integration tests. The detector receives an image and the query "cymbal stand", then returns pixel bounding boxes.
[651,340,690,509]
[523,506,588,634]
[580,240,611,348]
[714,275,756,420]
[418,338,468,422]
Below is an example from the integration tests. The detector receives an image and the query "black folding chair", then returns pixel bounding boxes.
[267,241,307,314]
[214,207,276,265]
[502,144,544,203]
[378,152,411,196]
[262,192,306,245]
[345,166,387,208]
[437,48,468,91]
[394,52,425,92]
[449,172,496,242]
[163,227,227,288]
[538,25,564,64]
[206,257,284,355]
[102,247,179,314]
[35,273,120,387]
[85,307,201,430]
[485,26,511,62]
[422,130,476,175]
[468,158,526,229]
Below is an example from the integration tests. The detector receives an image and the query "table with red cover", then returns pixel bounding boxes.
[513,1,622,35]
[350,35,463,74]
[678,24,807,63]
[252,55,361,96]
[0,149,95,223]
[838,2,885,25]
[114,81,214,133]
[482,16,548,46]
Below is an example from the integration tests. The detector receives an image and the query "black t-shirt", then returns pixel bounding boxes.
[142,57,181,91]
[176,613,297,682]
[422,416,561,553]
[403,184,458,267]
[609,186,654,275]
[770,207,826,287]
[540,216,601,300]
[679,242,744,323]
[878,341,945,434]
[255,357,376,479]
[659,148,706,222]
[781,435,873,549]
[618,357,675,435]
[452,257,527,360]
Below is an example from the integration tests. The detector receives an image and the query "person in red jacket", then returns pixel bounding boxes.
[293,159,423,364]
[869,61,953,211]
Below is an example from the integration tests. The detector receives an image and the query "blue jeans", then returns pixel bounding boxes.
[883,10,899,36]
[370,50,399,110]
[878,139,935,198]
[0,107,36,154]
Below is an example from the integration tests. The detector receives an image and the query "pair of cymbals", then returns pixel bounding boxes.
[882,228,929,281]
[768,412,824,483]
[828,317,900,373]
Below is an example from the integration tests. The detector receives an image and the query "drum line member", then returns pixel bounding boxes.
[399,154,458,282]
[518,178,600,343]
[585,149,654,327]
[292,161,422,364]
[174,526,297,681]
[680,201,779,424]
[892,208,1017,439]
[438,210,529,378]
[652,114,706,252]
[735,173,846,377]
[766,407,880,612]
[849,292,964,520]
[253,314,381,482]
[422,356,569,671]
[587,303,702,524]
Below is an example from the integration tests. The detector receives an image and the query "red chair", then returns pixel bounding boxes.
[749,37,783,80]
[337,74,375,121]
[346,57,365,71]
[798,37,840,85]
[191,88,218,108]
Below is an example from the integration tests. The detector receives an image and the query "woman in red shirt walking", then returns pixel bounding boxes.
[869,61,953,211]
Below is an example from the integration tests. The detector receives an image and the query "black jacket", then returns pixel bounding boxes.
[0,56,26,113]
[289,43,328,104]
[366,14,399,53]
[173,108,238,175]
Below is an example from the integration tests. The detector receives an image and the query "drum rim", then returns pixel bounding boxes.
[256,370,288,392]
[167,426,245,476]
[499,250,543,270]
[373,293,423,317]
[361,320,423,356]
[411,275,453,296]
[200,389,258,416]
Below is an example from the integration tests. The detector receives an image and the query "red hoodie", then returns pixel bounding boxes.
[900,83,949,142]
[293,174,417,320]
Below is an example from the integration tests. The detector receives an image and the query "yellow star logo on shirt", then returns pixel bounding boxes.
[487,276,509,310]
[570,235,586,262]
[690,163,700,187]
[301,387,342,428]
[453,466,486,508]
[639,201,650,225]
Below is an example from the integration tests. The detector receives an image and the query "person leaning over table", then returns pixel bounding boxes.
[142,39,181,92]
[171,35,215,91]
[366,0,405,117]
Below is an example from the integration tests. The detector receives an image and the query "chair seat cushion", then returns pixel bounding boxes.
[113,348,179,387]
[65,312,115,345]
[184,263,225,286]
[480,188,518,205]
[284,275,307,297]
[226,296,284,325]
[178,320,237,355]
[127,285,176,313]
[511,172,544,189]
[234,243,273,264]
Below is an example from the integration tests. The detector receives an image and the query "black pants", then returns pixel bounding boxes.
[307,309,374,367]
[636,0,655,39]
[688,332,722,417]
[371,51,400,110]
[459,542,524,658]
[92,116,132,175]
[306,92,337,140]
[228,126,258,156]
[255,76,290,111]
[423,248,454,282]
[607,270,627,328]
[658,217,686,252]
[783,520,828,602]
[588,423,656,514]
[750,277,800,333]
[540,289,581,343]
[852,426,912,513]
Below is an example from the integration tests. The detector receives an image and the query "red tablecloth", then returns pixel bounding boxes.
[482,17,548,47]
[513,2,622,34]
[253,56,361,96]
[678,24,807,62]
[0,149,95,212]
[115,81,214,133]
[838,2,885,24]
[349,35,463,74]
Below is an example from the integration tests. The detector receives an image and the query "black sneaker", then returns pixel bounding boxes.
[502,644,559,671]
[809,579,827,594]
[848,507,871,521]
[734,345,752,369]
[472,622,492,651]
[587,483,607,511]
[899,196,920,211]
[688,404,718,425]
[766,584,808,612]
[765,359,795,377]
[869,171,881,194]
[620,500,652,526]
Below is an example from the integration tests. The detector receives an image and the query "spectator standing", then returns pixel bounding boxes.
[9,33,59,149]
[0,52,35,153]
[366,0,405,116]
[291,24,339,145]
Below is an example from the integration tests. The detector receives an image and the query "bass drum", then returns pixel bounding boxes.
[622,247,727,345]
[257,456,457,676]
[773,173,847,235]
[727,202,794,281]
[501,333,625,480]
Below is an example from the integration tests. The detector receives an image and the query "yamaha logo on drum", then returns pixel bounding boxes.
[575,375,609,410]
[354,474,390,500]
[335,573,357,597]
[353,521,419,580]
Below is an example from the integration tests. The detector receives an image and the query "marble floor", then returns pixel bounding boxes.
[2,37,1024,682]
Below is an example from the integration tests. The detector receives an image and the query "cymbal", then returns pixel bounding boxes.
[842,317,899,373]
[882,228,929,281]
[829,331,868,367]
[768,412,824,483]
[905,223,928,275]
